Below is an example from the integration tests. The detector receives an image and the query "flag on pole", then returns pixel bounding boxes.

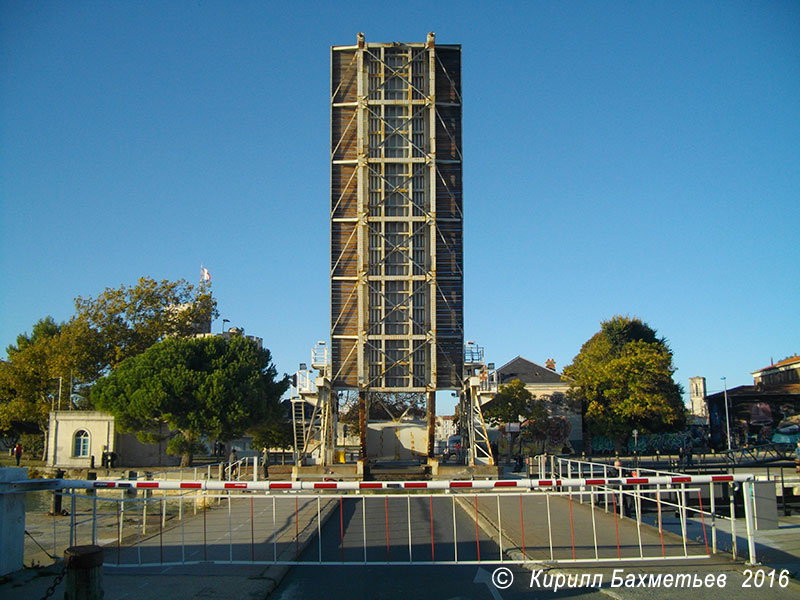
[201,266,211,282]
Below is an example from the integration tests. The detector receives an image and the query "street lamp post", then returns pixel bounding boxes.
[50,377,62,411]
[721,376,731,451]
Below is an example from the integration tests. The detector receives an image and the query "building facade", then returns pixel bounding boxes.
[689,376,708,421]
[46,411,178,469]
[705,356,800,448]
[494,356,583,452]
[435,414,458,443]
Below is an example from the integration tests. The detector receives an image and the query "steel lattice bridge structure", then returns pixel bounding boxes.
[292,33,494,470]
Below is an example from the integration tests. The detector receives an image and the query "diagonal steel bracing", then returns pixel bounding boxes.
[331,33,463,461]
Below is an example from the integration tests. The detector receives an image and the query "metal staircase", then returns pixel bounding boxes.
[291,399,307,460]
[461,342,496,466]
[291,342,335,465]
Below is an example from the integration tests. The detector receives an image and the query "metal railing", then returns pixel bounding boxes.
[551,456,760,563]
[10,473,759,569]
[720,442,795,465]
[297,369,317,394]
[135,457,265,483]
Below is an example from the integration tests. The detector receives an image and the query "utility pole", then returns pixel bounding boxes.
[721,377,731,451]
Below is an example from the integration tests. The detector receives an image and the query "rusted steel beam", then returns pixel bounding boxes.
[427,390,436,458]
[358,390,367,459]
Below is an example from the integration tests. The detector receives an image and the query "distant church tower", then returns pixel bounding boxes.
[689,376,707,421]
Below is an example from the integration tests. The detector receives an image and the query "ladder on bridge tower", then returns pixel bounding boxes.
[291,342,335,465]
[462,342,497,467]
[291,395,334,466]
[291,377,323,464]
[291,398,308,460]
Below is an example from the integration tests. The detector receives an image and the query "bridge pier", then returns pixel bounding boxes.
[0,467,27,576]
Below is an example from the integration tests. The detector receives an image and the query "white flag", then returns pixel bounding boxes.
[201,266,211,282]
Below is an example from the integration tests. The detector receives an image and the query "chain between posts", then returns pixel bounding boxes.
[39,563,67,600]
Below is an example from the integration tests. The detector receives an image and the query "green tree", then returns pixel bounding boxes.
[1,277,218,455]
[91,335,288,466]
[483,379,546,457]
[483,380,532,426]
[6,316,61,355]
[564,315,686,452]
[0,317,83,452]
[74,276,217,372]
[519,401,551,454]
[249,401,293,452]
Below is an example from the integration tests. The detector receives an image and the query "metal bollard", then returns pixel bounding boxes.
[52,469,65,515]
[126,471,138,498]
[64,545,103,599]
[86,472,96,496]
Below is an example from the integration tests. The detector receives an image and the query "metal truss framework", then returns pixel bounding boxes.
[460,344,496,466]
[331,33,463,396]
[290,341,497,467]
[291,344,336,466]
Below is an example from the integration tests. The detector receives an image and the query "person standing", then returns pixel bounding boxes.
[228,448,238,479]
[513,454,523,473]
[14,443,22,466]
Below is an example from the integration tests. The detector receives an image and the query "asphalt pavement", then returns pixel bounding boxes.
[266,489,800,600]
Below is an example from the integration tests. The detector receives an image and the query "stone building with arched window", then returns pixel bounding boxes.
[46,411,178,469]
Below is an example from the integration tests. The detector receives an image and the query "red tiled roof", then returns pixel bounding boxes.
[752,355,800,374]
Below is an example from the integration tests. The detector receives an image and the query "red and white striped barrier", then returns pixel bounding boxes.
[6,472,760,568]
[34,473,752,493]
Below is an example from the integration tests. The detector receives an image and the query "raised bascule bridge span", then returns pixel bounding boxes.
[291,33,496,478]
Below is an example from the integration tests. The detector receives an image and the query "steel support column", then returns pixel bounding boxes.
[358,390,367,460]
[427,391,436,458]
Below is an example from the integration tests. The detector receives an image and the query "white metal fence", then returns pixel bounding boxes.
[14,472,760,568]
[551,457,760,562]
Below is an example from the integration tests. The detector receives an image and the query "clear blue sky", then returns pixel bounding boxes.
[2,1,798,414]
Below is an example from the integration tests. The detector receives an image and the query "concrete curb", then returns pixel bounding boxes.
[454,494,522,560]
[260,497,339,598]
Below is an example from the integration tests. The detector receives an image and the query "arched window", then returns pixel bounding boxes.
[73,430,90,457]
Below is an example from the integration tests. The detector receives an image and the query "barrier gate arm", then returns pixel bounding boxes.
[1,473,755,494]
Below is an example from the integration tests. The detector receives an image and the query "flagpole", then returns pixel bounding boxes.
[201,265,213,334]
